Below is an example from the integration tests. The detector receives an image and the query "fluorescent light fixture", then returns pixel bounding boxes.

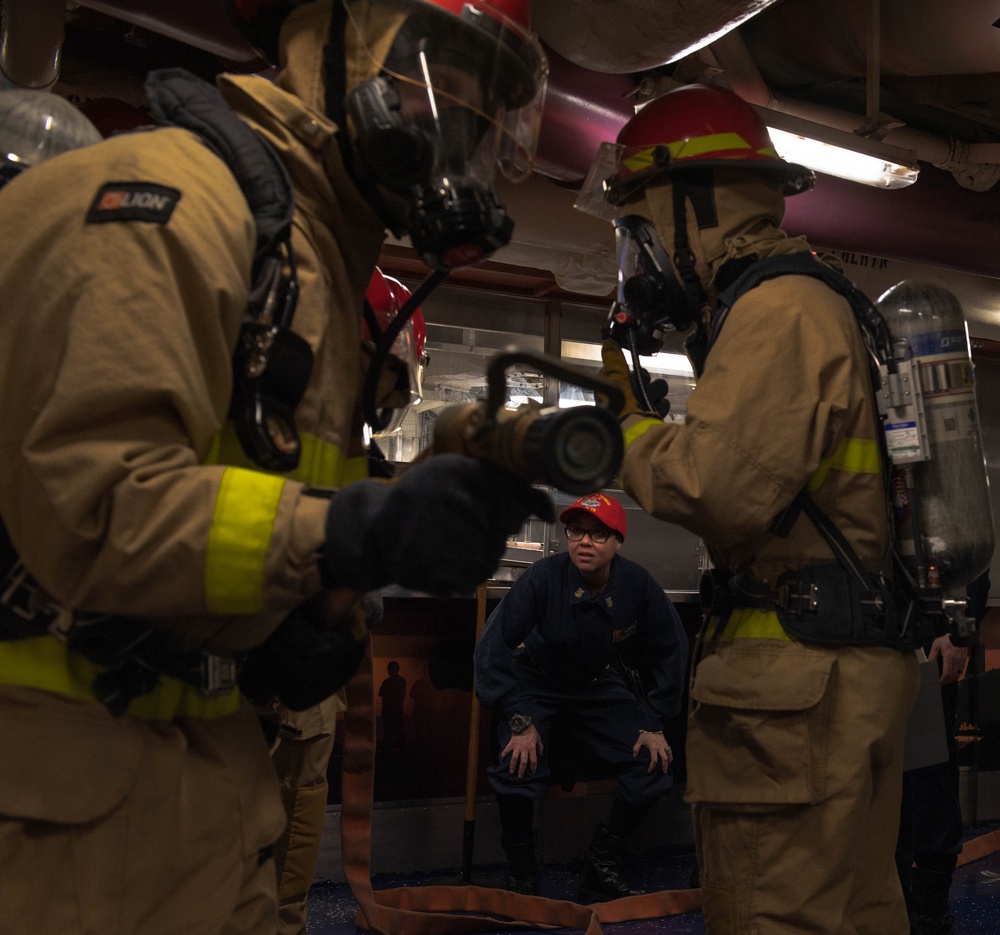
[758,108,919,189]
[561,340,695,378]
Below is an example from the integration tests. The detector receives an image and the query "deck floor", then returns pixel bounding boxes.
[305,821,1000,934]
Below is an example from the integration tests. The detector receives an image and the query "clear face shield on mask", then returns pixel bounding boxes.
[608,215,693,355]
[343,0,547,270]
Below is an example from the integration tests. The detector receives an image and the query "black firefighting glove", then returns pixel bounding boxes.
[600,339,670,420]
[238,592,368,711]
[633,365,671,418]
[321,454,555,595]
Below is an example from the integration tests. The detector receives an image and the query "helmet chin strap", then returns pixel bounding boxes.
[670,178,709,323]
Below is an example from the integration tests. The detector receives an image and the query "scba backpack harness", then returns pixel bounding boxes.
[695,251,929,652]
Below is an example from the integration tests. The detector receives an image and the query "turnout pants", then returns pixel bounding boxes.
[686,638,919,935]
[271,691,345,935]
[0,684,286,935]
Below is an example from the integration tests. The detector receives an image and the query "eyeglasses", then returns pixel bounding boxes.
[565,524,612,544]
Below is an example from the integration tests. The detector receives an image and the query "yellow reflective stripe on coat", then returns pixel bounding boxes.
[203,426,367,614]
[0,637,240,719]
[206,422,368,487]
[623,416,663,449]
[807,436,881,491]
[716,607,793,642]
[206,467,284,614]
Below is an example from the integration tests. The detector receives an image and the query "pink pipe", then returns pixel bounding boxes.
[784,165,1000,279]
[535,46,635,182]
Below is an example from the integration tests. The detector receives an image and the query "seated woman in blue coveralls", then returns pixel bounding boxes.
[474,493,689,903]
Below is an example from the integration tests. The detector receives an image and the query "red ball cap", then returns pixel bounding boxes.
[559,493,627,543]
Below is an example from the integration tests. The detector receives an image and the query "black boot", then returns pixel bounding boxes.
[577,823,639,903]
[497,794,539,895]
[502,835,540,895]
[909,867,954,935]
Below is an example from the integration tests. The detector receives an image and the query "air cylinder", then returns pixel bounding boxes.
[877,280,994,590]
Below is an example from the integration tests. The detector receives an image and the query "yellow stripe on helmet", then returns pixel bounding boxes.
[622,133,780,175]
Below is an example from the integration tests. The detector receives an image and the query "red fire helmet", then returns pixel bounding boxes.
[608,84,814,205]
[228,0,546,181]
[364,268,427,433]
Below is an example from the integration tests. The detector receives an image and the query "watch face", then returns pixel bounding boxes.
[509,714,532,734]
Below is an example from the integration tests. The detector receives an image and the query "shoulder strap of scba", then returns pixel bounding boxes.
[147,67,317,474]
[710,252,916,585]
[145,67,295,284]
[713,250,894,370]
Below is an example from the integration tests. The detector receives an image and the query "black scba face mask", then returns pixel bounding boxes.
[346,76,513,270]
[606,214,694,355]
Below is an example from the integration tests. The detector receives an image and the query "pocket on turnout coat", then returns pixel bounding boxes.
[684,642,836,809]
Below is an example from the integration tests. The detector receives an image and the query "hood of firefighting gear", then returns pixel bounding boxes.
[631,169,807,310]
[273,0,404,125]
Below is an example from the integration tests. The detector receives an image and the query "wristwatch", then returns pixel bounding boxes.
[508,713,533,735]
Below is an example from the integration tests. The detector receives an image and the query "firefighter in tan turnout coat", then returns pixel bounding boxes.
[593,84,920,934]
[0,1,550,932]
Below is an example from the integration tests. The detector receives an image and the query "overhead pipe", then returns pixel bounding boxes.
[532,0,787,74]
[0,0,67,90]
[71,1,263,66]
[741,0,1000,85]
[782,164,1000,281]
[708,29,1000,191]
[534,46,635,182]
[862,0,880,133]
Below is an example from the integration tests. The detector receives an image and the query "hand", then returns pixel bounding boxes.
[633,729,673,774]
[600,340,667,420]
[503,725,543,779]
[632,365,670,418]
[927,634,969,685]
[321,454,554,595]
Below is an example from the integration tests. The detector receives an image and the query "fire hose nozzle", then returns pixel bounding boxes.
[430,348,625,495]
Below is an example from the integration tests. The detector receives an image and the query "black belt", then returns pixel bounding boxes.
[0,557,60,640]
[1,519,239,713]
[700,565,916,650]
[701,568,837,616]
[2,570,239,715]
[69,616,241,714]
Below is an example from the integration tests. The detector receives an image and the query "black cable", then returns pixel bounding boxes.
[624,324,657,414]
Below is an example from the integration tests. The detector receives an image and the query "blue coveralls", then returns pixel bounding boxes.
[474,552,688,807]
